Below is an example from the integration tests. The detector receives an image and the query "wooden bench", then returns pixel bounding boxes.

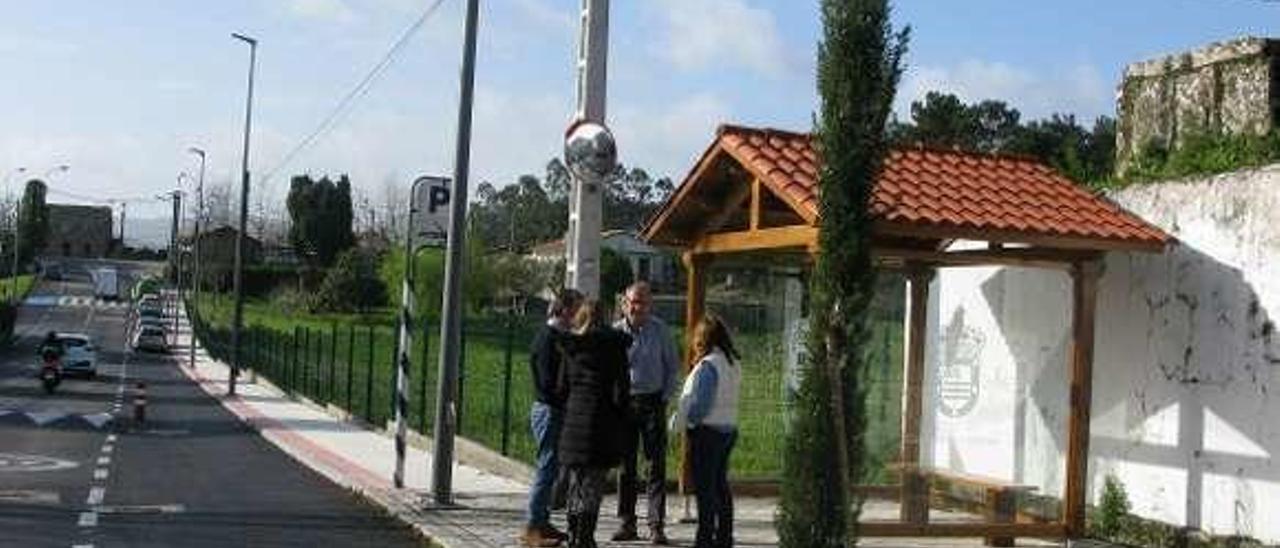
[891,464,1038,547]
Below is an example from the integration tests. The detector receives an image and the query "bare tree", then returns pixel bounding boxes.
[204,180,235,228]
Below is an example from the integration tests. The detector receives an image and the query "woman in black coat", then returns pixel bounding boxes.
[555,300,631,548]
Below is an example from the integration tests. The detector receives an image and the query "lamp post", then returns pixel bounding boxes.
[230,32,257,397]
[188,147,206,370]
[4,167,26,300]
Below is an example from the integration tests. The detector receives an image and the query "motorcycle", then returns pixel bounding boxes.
[39,353,61,395]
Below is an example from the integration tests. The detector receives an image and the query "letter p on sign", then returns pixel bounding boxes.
[412,176,452,248]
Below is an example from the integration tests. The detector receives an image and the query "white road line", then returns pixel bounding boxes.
[96,456,110,466]
[100,445,113,454]
[73,544,94,548]
[92,468,108,480]
[86,487,105,505]
[106,434,116,443]
[77,511,97,527]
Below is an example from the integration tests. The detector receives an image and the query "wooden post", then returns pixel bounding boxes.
[679,251,710,501]
[900,263,933,524]
[1064,260,1100,537]
[749,176,762,230]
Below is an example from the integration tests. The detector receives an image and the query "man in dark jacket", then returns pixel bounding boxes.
[522,289,583,547]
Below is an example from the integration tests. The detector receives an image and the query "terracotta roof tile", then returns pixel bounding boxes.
[652,125,1169,251]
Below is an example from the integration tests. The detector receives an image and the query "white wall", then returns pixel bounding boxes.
[922,164,1280,541]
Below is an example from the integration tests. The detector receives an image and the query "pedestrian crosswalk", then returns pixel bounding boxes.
[23,296,131,310]
[0,408,114,430]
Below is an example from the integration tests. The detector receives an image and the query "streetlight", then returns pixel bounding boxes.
[188,146,206,371]
[229,32,257,397]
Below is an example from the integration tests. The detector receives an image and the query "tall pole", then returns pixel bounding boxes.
[393,178,428,489]
[189,147,205,370]
[230,32,257,397]
[165,189,183,335]
[564,0,611,299]
[431,0,480,505]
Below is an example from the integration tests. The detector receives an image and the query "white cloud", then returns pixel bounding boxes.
[286,0,356,23]
[896,60,1112,122]
[613,93,733,180]
[652,0,786,78]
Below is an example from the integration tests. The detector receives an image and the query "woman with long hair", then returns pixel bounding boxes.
[672,313,742,548]
[555,299,632,548]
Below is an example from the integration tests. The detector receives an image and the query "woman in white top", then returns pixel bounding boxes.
[672,313,741,548]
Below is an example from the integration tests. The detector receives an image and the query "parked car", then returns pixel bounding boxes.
[55,333,98,378]
[132,325,168,353]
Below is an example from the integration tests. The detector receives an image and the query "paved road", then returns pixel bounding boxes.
[0,261,425,547]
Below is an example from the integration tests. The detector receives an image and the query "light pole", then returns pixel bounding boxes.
[4,167,26,300]
[230,32,257,397]
[188,146,206,370]
[431,0,480,505]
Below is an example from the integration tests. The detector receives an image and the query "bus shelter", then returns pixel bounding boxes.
[641,124,1169,543]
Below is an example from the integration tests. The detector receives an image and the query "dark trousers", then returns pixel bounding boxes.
[617,393,667,528]
[567,466,608,548]
[690,426,736,548]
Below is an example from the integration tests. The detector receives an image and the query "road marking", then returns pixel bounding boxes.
[0,453,80,472]
[96,456,110,466]
[72,544,94,548]
[96,503,185,514]
[92,468,108,480]
[26,411,67,425]
[86,487,105,505]
[77,511,97,527]
[0,490,60,505]
[100,445,112,454]
[106,434,116,443]
[83,413,112,429]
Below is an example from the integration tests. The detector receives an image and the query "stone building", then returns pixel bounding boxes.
[1116,36,1280,174]
[44,203,113,258]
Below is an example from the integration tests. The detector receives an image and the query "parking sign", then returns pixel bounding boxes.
[412,176,452,248]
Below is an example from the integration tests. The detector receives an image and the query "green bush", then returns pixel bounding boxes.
[1091,474,1131,539]
[1106,130,1280,189]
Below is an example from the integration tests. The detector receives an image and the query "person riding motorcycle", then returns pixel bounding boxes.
[39,331,64,367]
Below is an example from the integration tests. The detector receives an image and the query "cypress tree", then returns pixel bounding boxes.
[777,1,907,546]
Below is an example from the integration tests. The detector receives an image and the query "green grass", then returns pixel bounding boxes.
[1,275,36,303]
[190,293,905,480]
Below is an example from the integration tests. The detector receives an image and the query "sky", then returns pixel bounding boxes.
[2,0,1277,245]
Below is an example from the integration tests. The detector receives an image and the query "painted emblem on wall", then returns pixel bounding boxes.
[937,307,985,418]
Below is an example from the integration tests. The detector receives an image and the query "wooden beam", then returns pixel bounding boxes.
[874,220,1167,254]
[899,263,933,524]
[691,225,818,255]
[679,252,711,497]
[749,176,762,230]
[1064,260,1102,537]
[874,246,1102,270]
[699,176,754,235]
[858,522,1067,539]
[643,143,728,243]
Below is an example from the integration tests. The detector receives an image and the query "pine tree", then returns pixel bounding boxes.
[777,1,907,546]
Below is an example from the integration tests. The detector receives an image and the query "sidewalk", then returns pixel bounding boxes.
[173,304,1061,547]
[172,305,782,547]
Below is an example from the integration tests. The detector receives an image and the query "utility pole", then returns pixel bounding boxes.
[230,32,258,397]
[164,189,183,336]
[188,147,206,371]
[431,0,480,505]
[563,0,616,299]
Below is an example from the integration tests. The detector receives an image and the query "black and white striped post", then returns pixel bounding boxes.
[395,175,451,489]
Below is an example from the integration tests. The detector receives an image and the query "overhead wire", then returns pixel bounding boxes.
[256,0,449,194]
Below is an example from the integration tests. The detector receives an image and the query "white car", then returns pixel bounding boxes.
[132,325,168,353]
[56,333,98,378]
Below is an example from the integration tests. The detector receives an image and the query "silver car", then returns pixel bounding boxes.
[132,325,168,353]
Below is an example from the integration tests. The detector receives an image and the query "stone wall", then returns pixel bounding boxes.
[920,164,1280,541]
[1116,37,1279,174]
[44,204,113,258]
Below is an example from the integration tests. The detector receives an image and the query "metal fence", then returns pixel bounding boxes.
[188,301,904,481]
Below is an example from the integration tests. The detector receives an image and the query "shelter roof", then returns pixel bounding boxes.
[644,124,1169,253]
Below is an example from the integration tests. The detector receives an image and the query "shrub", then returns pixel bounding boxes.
[1092,474,1131,539]
[314,248,388,313]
